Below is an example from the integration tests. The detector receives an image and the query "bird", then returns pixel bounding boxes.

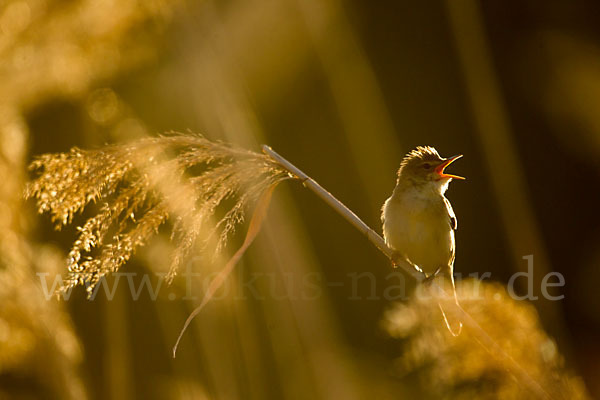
[381,145,464,334]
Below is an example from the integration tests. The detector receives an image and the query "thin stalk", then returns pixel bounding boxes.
[262,144,553,400]
[262,145,420,282]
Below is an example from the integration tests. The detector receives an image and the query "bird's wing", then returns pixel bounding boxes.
[444,197,457,231]
[444,196,457,267]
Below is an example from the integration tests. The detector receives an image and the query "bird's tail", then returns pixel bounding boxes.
[426,275,463,336]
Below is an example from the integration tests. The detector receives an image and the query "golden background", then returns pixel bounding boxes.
[1,0,599,398]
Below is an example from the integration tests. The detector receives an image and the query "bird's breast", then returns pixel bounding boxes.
[383,192,454,274]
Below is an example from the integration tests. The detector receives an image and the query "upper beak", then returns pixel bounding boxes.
[435,155,465,180]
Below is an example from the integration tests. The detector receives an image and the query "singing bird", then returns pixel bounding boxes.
[381,146,464,333]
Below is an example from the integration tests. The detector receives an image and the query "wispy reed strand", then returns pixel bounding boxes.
[25,133,289,297]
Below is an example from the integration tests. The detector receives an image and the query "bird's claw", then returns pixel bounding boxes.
[421,267,442,286]
[422,273,435,286]
[391,251,403,268]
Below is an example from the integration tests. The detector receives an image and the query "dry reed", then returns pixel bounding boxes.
[25,133,289,297]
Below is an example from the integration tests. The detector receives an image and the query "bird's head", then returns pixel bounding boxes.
[397,146,465,191]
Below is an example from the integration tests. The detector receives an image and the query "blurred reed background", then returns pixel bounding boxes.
[1,0,600,398]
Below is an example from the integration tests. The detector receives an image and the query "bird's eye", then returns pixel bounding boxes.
[422,163,431,170]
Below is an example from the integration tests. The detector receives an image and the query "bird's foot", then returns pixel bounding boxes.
[421,267,442,286]
[422,274,435,286]
[390,251,403,268]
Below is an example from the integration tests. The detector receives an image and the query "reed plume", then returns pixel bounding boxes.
[25,133,289,297]
[382,279,590,400]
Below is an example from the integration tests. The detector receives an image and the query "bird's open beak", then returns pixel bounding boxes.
[435,155,465,180]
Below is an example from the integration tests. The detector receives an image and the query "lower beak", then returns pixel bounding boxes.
[435,155,465,180]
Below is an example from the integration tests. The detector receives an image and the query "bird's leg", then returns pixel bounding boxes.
[422,267,455,304]
[421,267,442,285]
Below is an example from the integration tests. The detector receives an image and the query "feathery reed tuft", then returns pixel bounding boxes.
[25,133,290,297]
[382,279,591,400]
